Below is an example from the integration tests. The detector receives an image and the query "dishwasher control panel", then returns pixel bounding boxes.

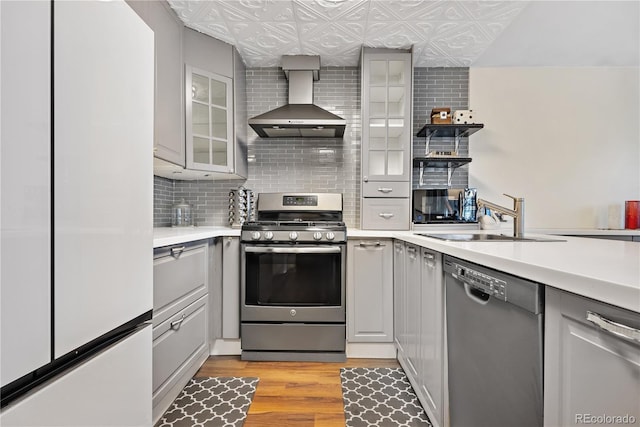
[455,264,507,301]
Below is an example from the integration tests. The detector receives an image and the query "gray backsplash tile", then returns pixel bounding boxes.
[413,67,470,190]
[154,66,469,228]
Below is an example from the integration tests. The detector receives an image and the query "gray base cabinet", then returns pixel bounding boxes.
[401,242,421,378]
[544,287,640,427]
[393,241,407,358]
[222,237,241,339]
[395,241,445,427]
[417,247,444,427]
[152,241,210,424]
[209,236,240,345]
[347,239,393,342]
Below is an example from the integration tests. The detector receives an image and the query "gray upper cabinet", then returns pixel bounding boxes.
[360,47,412,230]
[180,28,247,179]
[127,0,185,167]
[137,16,248,180]
[544,287,640,427]
[361,48,412,183]
[185,65,233,173]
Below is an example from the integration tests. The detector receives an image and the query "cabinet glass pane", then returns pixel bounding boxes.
[369,119,386,150]
[193,137,209,164]
[192,73,209,103]
[212,140,227,166]
[192,102,209,136]
[369,151,386,176]
[211,79,227,107]
[369,87,386,116]
[369,60,387,85]
[387,151,404,175]
[388,61,405,85]
[388,119,404,150]
[211,107,227,139]
[388,87,405,116]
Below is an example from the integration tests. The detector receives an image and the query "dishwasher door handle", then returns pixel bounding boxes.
[464,283,491,305]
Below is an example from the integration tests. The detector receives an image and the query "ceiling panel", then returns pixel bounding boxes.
[167,0,638,68]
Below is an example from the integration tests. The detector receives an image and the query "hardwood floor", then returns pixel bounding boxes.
[195,356,400,427]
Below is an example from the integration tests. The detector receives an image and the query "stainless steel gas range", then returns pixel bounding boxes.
[240,192,346,362]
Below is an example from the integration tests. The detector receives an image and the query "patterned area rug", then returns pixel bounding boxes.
[155,377,259,427]
[340,367,432,427]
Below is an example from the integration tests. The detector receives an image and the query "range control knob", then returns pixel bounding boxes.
[313,232,323,241]
[251,231,261,240]
[264,231,274,240]
[289,231,298,241]
[326,232,335,241]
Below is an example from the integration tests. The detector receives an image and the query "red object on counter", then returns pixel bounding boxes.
[625,200,640,229]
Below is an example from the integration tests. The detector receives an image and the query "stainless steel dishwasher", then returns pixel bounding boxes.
[444,255,544,427]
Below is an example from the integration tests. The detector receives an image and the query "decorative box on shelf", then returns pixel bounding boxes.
[430,107,452,124]
[453,110,475,124]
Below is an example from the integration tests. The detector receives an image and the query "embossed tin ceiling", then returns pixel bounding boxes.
[167,0,530,67]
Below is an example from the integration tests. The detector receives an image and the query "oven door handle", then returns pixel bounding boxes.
[244,246,343,254]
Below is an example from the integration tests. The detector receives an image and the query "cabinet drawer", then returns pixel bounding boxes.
[153,242,207,324]
[362,198,410,230]
[152,295,207,398]
[363,181,410,198]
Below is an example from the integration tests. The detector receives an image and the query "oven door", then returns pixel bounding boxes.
[241,244,346,323]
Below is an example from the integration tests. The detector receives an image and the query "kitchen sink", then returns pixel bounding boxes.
[416,233,565,242]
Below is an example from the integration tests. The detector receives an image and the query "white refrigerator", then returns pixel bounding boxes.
[1,1,154,425]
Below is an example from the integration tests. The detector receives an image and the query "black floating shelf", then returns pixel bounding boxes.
[416,123,484,138]
[413,157,472,169]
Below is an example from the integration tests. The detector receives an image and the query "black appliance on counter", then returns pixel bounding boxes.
[413,188,478,224]
[240,193,346,362]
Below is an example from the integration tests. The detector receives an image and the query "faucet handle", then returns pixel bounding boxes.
[503,193,524,201]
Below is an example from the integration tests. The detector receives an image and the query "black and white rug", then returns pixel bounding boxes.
[155,377,259,427]
[340,367,432,427]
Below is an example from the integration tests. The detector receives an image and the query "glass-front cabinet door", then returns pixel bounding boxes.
[362,53,412,182]
[185,65,233,172]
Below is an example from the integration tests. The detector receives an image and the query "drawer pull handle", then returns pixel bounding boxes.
[359,241,384,248]
[586,311,640,343]
[378,213,394,219]
[170,314,186,330]
[378,187,393,193]
[170,246,186,258]
[424,253,435,260]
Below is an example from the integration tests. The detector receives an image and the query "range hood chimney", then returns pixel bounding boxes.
[248,55,346,138]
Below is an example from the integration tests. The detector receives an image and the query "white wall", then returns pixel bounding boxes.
[469,67,639,229]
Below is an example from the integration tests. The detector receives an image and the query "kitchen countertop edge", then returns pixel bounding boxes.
[154,227,640,313]
[153,226,240,248]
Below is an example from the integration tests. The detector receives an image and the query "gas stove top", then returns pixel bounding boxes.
[242,220,345,228]
[241,192,346,243]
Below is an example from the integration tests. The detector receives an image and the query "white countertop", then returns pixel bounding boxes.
[154,226,640,313]
[153,226,239,248]
[529,228,640,237]
[394,230,640,314]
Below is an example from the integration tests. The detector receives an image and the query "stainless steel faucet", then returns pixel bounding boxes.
[477,194,525,238]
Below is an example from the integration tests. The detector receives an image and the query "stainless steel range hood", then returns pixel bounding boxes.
[248,55,346,138]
